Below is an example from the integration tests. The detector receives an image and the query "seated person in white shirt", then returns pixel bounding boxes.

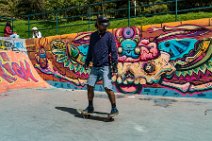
[32,27,42,38]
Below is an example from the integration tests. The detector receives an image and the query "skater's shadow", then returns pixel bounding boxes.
[55,107,114,122]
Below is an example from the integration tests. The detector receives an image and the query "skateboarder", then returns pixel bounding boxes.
[83,16,119,115]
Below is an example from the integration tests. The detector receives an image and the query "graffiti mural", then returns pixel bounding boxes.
[0,37,49,93]
[150,25,212,94]
[0,51,38,83]
[0,37,27,52]
[26,19,212,98]
[114,25,212,95]
[27,34,90,87]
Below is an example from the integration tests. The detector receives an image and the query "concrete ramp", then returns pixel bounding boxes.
[0,37,49,93]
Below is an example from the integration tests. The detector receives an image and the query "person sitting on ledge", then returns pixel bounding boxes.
[32,27,42,38]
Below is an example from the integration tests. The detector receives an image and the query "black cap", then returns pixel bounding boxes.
[96,16,110,27]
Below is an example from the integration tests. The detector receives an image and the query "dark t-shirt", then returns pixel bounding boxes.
[85,31,118,67]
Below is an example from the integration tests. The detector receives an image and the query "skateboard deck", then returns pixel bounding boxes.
[77,109,117,121]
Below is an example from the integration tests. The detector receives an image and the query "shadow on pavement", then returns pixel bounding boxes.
[55,107,114,122]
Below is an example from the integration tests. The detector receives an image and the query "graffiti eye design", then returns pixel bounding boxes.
[165,42,170,47]
[123,27,134,39]
[135,47,140,54]
[144,62,156,73]
[118,47,123,54]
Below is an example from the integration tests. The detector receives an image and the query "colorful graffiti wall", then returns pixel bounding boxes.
[25,18,212,98]
[0,37,49,93]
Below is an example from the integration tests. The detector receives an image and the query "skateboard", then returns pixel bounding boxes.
[77,109,117,121]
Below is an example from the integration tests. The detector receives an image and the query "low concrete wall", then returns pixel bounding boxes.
[22,18,211,98]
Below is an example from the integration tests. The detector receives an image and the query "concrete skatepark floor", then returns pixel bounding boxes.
[0,88,212,141]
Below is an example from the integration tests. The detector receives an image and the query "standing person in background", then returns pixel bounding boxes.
[32,27,42,38]
[4,21,13,37]
[83,16,119,115]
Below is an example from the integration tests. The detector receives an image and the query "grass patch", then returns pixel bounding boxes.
[0,11,212,39]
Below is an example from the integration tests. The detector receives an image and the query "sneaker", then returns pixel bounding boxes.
[110,107,119,116]
[83,106,94,113]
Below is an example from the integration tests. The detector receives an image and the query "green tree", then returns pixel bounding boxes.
[0,0,19,17]
[17,0,45,15]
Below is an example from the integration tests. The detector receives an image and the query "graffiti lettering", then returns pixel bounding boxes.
[0,52,38,83]
[0,62,17,83]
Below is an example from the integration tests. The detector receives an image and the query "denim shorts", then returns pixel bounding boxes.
[87,66,113,90]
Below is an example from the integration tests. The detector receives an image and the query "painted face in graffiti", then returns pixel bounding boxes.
[113,69,143,94]
[115,27,159,62]
[115,27,141,62]
[113,52,176,93]
[113,27,161,93]
[36,47,48,69]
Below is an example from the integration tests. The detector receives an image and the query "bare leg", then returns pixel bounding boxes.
[105,88,116,107]
[105,88,119,114]
[87,85,94,107]
[87,85,94,101]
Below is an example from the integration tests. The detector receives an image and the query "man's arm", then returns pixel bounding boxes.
[110,34,118,64]
[110,33,118,73]
[32,33,35,38]
[38,32,42,38]
[85,35,93,67]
